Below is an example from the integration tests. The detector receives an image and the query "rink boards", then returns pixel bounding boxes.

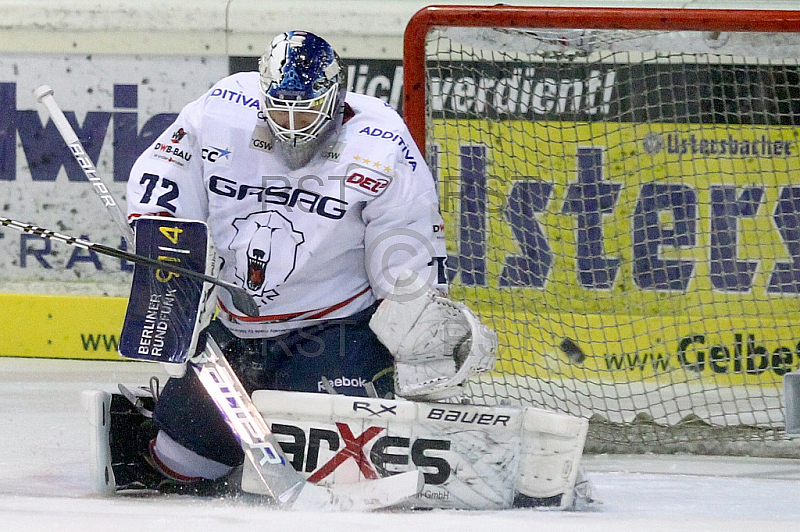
[0,293,125,361]
[1,7,800,386]
[4,120,800,384]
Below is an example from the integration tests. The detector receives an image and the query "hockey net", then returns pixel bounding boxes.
[404,6,800,456]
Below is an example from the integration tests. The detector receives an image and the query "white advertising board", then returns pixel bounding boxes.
[0,54,227,295]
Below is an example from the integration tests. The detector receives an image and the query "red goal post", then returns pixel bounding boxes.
[403,5,800,456]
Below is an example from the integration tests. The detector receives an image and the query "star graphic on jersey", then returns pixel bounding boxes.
[210,146,232,159]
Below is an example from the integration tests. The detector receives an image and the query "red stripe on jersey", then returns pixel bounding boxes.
[127,211,175,223]
[148,439,204,484]
[220,286,371,324]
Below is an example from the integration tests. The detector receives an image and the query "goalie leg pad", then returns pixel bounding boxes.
[83,390,115,494]
[253,390,518,509]
[252,390,591,511]
[514,407,590,509]
[82,388,162,494]
[83,384,241,496]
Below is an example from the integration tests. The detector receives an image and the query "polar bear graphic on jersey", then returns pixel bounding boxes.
[230,211,305,301]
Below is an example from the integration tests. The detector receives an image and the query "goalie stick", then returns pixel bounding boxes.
[33,85,134,249]
[32,85,422,510]
[0,216,259,318]
[195,336,423,510]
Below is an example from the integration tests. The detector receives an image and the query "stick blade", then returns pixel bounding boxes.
[289,470,424,511]
[228,286,260,317]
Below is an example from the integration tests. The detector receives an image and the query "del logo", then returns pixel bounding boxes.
[345,171,391,197]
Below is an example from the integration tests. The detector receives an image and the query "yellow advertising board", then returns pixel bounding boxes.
[436,120,800,385]
[0,293,126,360]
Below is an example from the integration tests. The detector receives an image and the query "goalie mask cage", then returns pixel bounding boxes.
[404,5,800,456]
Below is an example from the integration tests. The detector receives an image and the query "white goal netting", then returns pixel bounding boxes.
[406,7,800,456]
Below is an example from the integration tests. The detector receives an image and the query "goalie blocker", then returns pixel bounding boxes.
[118,215,219,372]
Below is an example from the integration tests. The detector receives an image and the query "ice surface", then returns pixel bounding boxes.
[0,357,797,532]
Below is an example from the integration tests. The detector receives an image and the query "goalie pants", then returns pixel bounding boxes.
[152,303,394,468]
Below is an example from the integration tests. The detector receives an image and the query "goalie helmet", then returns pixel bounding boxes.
[258,31,347,169]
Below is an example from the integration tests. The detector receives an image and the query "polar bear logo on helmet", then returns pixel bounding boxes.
[230,211,305,301]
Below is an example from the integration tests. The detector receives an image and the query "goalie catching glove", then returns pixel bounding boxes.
[369,270,497,400]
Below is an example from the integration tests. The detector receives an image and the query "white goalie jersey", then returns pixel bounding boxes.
[127,72,447,338]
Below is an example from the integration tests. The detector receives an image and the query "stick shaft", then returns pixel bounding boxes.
[33,85,135,248]
[194,337,305,503]
[30,86,264,315]
[0,216,234,296]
